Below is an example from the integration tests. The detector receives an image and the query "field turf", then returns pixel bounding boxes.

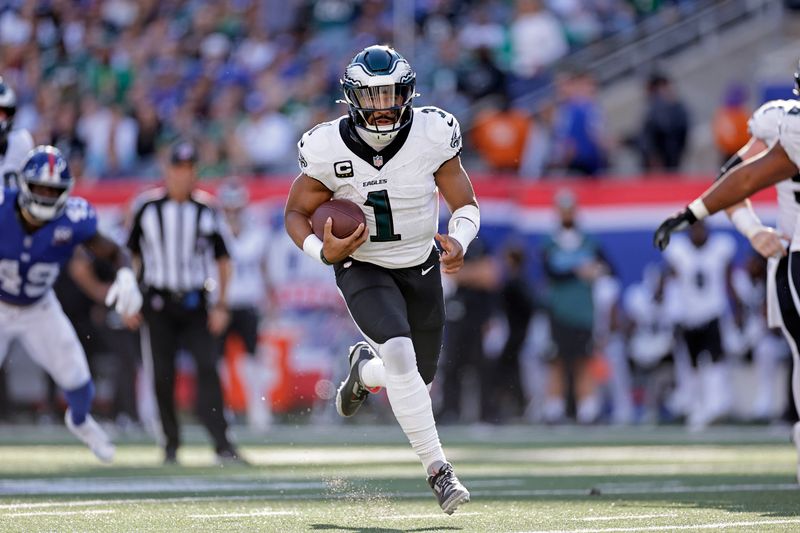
[0,424,798,532]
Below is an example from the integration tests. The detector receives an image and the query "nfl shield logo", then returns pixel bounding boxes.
[373,155,383,168]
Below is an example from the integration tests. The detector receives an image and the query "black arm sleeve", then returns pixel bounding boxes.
[716,153,743,181]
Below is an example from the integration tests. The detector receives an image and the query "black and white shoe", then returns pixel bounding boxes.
[428,462,470,515]
[335,342,378,417]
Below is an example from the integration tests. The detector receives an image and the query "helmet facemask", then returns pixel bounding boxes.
[342,81,415,143]
[17,146,74,222]
[18,179,72,221]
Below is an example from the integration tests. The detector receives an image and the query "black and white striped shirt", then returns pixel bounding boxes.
[127,188,230,292]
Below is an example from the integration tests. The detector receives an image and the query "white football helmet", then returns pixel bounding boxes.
[339,45,417,145]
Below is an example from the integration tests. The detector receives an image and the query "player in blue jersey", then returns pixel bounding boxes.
[0,146,142,462]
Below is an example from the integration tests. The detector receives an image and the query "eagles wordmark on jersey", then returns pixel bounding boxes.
[298,106,462,269]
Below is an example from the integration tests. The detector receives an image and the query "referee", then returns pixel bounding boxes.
[127,140,242,464]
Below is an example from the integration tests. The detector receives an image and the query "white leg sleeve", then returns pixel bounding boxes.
[237,356,272,431]
[360,357,386,389]
[379,337,446,473]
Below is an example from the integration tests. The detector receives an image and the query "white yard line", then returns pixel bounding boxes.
[521,518,800,533]
[0,477,326,496]
[190,510,296,519]
[0,481,795,510]
[572,514,676,522]
[4,509,114,518]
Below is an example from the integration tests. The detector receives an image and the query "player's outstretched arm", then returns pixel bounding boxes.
[434,156,479,274]
[68,247,112,305]
[720,138,787,258]
[83,232,143,317]
[284,173,367,265]
[654,142,797,251]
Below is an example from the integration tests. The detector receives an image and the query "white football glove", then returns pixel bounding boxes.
[105,267,142,317]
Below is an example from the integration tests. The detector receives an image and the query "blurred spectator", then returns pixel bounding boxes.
[488,243,534,422]
[712,83,751,163]
[625,265,680,423]
[233,93,296,175]
[551,71,609,176]
[217,179,273,432]
[438,239,501,424]
[457,47,507,103]
[510,0,568,80]
[519,102,557,178]
[0,1,673,178]
[662,221,738,429]
[593,274,633,424]
[639,72,690,171]
[541,191,608,423]
[48,103,86,180]
[472,97,530,172]
[130,102,164,178]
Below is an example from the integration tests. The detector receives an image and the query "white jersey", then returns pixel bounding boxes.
[298,107,462,269]
[747,100,800,328]
[0,129,34,185]
[227,220,269,309]
[746,100,800,241]
[663,233,735,328]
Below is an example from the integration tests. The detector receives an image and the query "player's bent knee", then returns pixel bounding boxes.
[418,360,437,385]
[379,337,418,375]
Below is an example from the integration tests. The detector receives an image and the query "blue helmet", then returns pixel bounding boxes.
[18,146,74,221]
[339,45,417,144]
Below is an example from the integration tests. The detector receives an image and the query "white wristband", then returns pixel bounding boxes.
[448,204,480,253]
[730,206,766,240]
[688,198,710,220]
[302,234,325,265]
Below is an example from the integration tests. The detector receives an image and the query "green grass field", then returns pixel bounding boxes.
[0,424,798,532]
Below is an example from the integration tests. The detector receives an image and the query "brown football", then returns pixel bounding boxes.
[311,199,367,240]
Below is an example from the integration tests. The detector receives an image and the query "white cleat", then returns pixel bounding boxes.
[65,409,115,463]
[793,422,800,485]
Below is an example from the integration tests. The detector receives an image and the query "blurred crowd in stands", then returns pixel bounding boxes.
[0,0,701,180]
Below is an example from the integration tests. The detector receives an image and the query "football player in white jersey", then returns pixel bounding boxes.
[654,63,800,481]
[0,77,34,187]
[285,45,477,514]
[662,221,737,429]
[218,179,272,432]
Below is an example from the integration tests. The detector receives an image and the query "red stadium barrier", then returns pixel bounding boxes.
[74,175,778,208]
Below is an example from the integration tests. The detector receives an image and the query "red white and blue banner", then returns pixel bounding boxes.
[76,175,774,287]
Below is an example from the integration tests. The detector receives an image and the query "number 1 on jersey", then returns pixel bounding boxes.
[364,190,401,242]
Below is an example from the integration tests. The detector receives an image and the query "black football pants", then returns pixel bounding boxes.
[142,290,231,453]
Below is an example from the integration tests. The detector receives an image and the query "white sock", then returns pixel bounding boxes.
[360,357,386,388]
[380,337,446,474]
[237,356,272,431]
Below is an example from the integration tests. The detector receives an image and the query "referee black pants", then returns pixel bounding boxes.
[142,291,231,453]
